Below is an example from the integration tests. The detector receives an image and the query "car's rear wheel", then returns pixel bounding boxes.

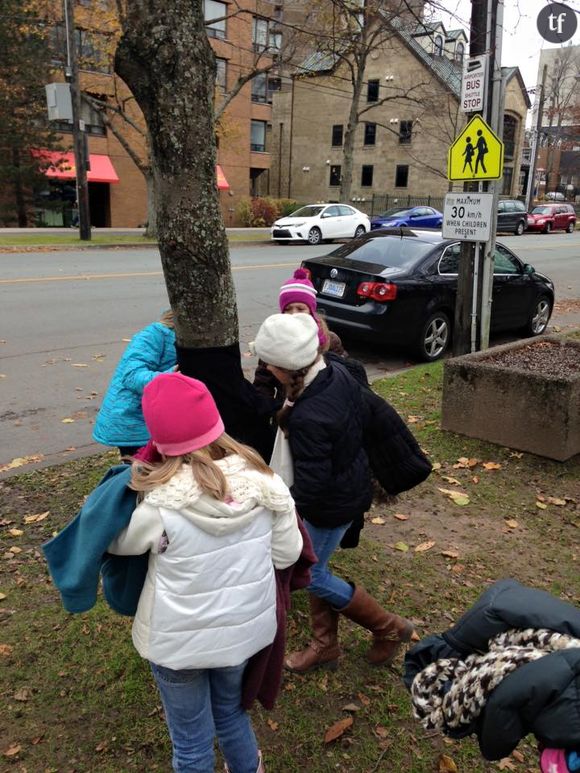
[354,225,366,239]
[525,296,552,336]
[544,222,552,234]
[567,222,575,233]
[307,227,322,245]
[515,220,525,235]
[417,311,451,362]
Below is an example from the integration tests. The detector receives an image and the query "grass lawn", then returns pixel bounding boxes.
[1,361,578,772]
[0,232,270,248]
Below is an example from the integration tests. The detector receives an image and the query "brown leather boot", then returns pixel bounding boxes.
[340,584,414,666]
[285,594,341,673]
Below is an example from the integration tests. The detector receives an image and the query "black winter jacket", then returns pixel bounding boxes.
[404,579,580,761]
[287,362,372,527]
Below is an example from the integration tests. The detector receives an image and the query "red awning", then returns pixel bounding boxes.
[32,150,120,184]
[216,164,230,190]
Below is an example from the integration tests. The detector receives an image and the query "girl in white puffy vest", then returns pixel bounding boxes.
[108,372,303,773]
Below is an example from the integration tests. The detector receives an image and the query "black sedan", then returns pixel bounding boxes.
[302,228,554,361]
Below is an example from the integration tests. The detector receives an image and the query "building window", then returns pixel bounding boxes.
[503,115,517,161]
[329,165,341,186]
[502,167,513,196]
[361,165,374,186]
[367,79,379,102]
[364,122,376,146]
[204,0,227,39]
[331,124,343,146]
[268,77,281,97]
[251,120,267,152]
[251,72,267,103]
[395,165,409,187]
[455,42,465,61]
[434,34,443,56]
[399,120,413,144]
[49,25,111,72]
[55,94,106,136]
[215,58,227,92]
[253,17,281,52]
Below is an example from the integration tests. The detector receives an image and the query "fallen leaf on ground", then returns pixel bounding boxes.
[371,516,386,525]
[536,501,548,510]
[438,754,459,772]
[61,418,75,423]
[438,488,470,506]
[505,519,519,529]
[9,546,22,554]
[0,454,44,472]
[3,744,21,758]
[511,750,525,763]
[453,457,479,469]
[498,759,516,771]
[415,540,435,553]
[441,475,462,485]
[8,528,23,537]
[342,703,361,712]
[472,475,480,484]
[441,549,460,559]
[324,716,353,744]
[0,593,7,601]
[393,513,409,521]
[24,511,49,524]
[95,741,108,752]
[71,363,88,368]
[357,692,370,706]
[14,687,32,701]
[432,462,442,470]
[0,644,13,657]
[374,725,389,739]
[546,497,567,506]
[483,462,502,470]
[407,415,420,424]
[267,719,279,731]
[394,541,409,552]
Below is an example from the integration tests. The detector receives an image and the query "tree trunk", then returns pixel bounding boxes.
[144,171,157,238]
[340,66,365,203]
[115,0,237,348]
[12,148,28,227]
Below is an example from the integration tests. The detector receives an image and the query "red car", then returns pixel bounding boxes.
[527,203,577,234]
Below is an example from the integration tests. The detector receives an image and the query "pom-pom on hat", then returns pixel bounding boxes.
[142,373,224,456]
[279,268,317,315]
[254,313,319,371]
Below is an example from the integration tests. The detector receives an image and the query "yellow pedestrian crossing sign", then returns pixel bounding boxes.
[448,115,504,181]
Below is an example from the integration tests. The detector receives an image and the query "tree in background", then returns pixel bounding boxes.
[0,0,61,226]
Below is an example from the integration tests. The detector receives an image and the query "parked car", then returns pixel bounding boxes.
[545,191,565,201]
[271,204,370,245]
[527,203,577,234]
[301,228,554,362]
[497,199,529,235]
[370,205,442,230]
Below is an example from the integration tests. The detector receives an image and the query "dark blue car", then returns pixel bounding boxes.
[370,205,443,230]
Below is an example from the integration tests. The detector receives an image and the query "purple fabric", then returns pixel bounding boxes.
[242,516,317,710]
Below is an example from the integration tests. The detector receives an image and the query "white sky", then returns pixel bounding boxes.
[436,0,580,92]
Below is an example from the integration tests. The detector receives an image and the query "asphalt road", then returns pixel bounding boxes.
[1,232,579,470]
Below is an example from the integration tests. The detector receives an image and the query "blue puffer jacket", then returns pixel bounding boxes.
[93,322,176,447]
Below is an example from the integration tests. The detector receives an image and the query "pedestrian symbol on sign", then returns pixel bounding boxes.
[448,115,503,182]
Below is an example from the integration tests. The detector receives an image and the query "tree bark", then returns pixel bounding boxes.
[144,171,157,238]
[12,148,28,228]
[339,64,365,203]
[115,0,238,348]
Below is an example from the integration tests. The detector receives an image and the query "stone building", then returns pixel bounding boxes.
[270,17,530,209]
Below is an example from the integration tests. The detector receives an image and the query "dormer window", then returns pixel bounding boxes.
[455,41,465,61]
[434,34,443,56]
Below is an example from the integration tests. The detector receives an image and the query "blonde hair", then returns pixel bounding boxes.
[317,315,331,353]
[130,432,272,500]
[159,309,175,329]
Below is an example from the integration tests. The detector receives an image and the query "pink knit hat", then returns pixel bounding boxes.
[279,268,317,315]
[142,373,224,456]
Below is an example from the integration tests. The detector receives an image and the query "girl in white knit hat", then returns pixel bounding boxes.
[253,313,414,673]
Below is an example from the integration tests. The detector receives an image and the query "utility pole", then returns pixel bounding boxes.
[525,65,548,212]
[63,0,91,240]
[453,0,487,356]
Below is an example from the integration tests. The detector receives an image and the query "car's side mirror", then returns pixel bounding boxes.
[523,264,535,275]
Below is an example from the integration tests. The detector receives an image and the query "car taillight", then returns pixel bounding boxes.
[357,281,397,302]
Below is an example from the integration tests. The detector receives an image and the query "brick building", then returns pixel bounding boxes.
[269,17,530,207]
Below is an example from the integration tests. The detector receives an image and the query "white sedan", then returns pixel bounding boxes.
[271,204,370,245]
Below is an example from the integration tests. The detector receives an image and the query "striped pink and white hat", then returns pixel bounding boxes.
[279,268,317,315]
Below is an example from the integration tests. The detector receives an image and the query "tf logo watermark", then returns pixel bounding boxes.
[537,2,577,43]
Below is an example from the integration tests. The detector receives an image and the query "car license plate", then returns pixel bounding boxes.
[321,279,346,298]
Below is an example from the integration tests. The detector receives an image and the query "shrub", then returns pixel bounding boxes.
[250,196,280,226]
[276,199,301,217]
[235,197,253,227]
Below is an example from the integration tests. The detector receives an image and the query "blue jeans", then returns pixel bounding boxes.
[304,520,355,609]
[151,661,259,773]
